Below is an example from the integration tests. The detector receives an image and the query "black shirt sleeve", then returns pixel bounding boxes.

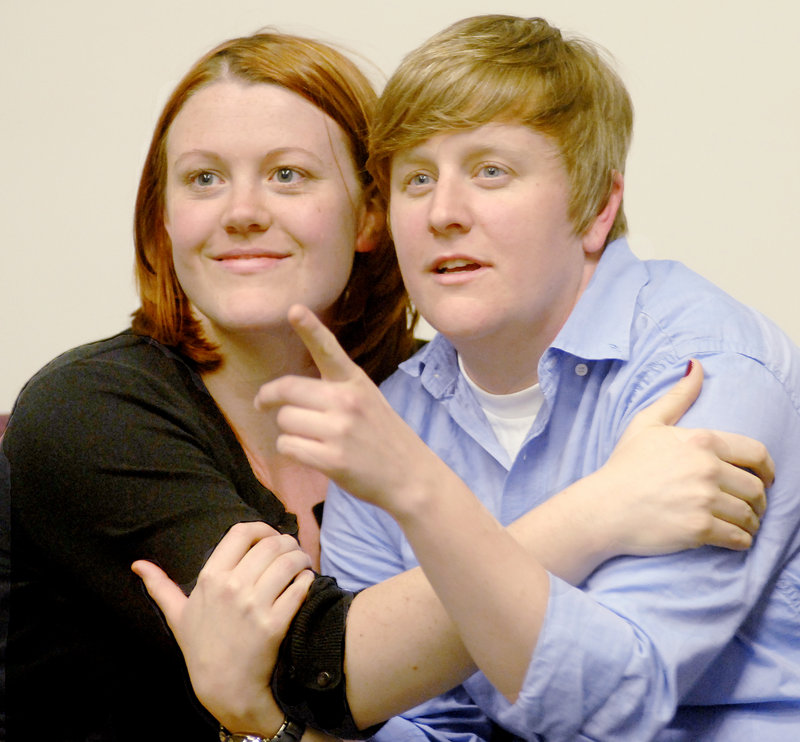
[273,577,382,739]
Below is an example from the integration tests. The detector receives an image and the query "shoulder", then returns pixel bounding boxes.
[617,265,800,439]
[633,259,794,373]
[589,252,800,432]
[30,330,184,378]
[17,331,192,401]
[8,331,204,448]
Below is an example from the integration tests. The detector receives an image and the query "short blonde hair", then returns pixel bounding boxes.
[369,15,633,242]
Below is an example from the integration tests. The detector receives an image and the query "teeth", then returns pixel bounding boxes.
[437,259,477,273]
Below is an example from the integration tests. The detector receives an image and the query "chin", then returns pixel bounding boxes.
[425,320,487,347]
[421,305,493,338]
[199,311,285,338]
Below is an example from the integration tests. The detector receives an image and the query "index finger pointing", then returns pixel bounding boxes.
[287,304,358,382]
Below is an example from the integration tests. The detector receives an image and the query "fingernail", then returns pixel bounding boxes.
[683,360,694,377]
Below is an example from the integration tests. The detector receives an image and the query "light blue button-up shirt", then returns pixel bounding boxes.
[321,239,800,741]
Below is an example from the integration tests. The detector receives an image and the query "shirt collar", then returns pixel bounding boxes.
[398,332,460,397]
[551,238,648,362]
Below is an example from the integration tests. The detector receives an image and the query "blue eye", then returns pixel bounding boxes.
[479,165,504,178]
[275,168,299,183]
[190,171,218,187]
[409,173,432,186]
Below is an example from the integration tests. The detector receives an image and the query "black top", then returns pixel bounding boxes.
[0,331,369,740]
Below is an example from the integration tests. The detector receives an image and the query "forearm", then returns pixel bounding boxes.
[343,566,475,728]
[341,506,581,726]
[506,475,609,584]
[345,457,548,721]
[389,466,548,702]
[338,471,619,725]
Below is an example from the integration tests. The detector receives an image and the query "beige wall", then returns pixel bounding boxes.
[2,0,798,410]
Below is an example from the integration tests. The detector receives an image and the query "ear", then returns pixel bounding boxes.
[355,186,385,254]
[582,171,624,255]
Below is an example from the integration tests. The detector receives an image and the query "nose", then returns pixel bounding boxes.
[427,175,471,236]
[222,183,270,235]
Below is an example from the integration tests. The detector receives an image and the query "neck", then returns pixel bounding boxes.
[456,335,544,394]
[455,252,600,394]
[203,324,316,428]
[201,326,327,569]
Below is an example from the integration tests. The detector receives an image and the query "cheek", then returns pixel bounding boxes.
[163,204,192,254]
[393,250,420,296]
[309,197,361,259]
[164,195,215,250]
[387,203,419,255]
[494,195,571,247]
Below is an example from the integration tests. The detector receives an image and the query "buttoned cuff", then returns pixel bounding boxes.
[272,574,382,739]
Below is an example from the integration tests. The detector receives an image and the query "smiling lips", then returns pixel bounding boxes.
[215,250,289,261]
[212,250,290,273]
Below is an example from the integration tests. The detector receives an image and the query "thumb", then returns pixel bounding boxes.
[624,360,703,435]
[131,560,188,638]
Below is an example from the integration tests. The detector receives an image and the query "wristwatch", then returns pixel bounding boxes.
[219,717,306,742]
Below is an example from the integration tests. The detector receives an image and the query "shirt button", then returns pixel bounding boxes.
[316,671,333,687]
[575,363,589,377]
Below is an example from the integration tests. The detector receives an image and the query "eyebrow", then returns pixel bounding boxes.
[171,149,223,167]
[170,146,325,170]
[392,142,527,170]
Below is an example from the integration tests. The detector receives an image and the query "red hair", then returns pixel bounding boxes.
[132,32,415,382]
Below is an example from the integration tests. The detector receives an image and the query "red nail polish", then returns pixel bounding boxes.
[683,360,694,377]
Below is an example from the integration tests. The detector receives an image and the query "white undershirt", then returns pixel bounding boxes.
[458,355,543,461]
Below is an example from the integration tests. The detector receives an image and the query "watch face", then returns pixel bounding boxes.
[219,721,305,742]
[220,728,268,742]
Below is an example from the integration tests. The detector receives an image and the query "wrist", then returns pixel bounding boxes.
[565,468,623,562]
[219,716,306,742]
[215,701,288,742]
[387,450,462,527]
